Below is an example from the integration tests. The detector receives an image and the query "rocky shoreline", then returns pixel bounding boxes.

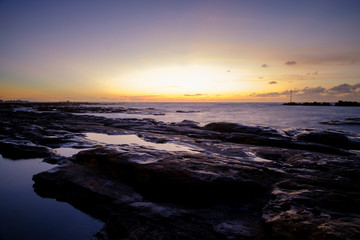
[1,103,360,239]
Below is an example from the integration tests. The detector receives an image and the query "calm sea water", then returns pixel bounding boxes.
[85,102,360,137]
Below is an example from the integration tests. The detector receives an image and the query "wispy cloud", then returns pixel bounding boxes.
[261,64,268,68]
[300,56,358,66]
[302,86,326,94]
[306,71,318,75]
[250,90,296,98]
[285,61,297,65]
[339,60,357,66]
[268,81,277,84]
[184,93,203,97]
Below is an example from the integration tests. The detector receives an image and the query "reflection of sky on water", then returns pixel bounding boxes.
[86,132,197,152]
[0,155,103,240]
[54,147,86,157]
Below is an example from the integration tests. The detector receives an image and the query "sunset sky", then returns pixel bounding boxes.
[1,0,359,102]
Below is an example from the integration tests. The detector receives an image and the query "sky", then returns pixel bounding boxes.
[0,0,360,102]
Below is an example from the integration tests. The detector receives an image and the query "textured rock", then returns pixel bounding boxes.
[295,131,360,150]
[1,103,359,239]
[32,143,360,240]
[0,141,52,159]
[72,147,269,206]
[33,163,233,240]
[172,119,200,128]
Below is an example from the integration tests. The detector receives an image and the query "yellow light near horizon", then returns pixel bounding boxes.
[116,64,242,95]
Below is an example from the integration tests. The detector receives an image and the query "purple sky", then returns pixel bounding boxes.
[1,0,359,101]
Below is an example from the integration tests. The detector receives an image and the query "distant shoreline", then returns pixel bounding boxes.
[283,101,360,106]
[1,100,359,107]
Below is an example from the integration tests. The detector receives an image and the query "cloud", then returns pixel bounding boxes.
[339,60,357,66]
[250,90,295,98]
[119,94,162,102]
[300,56,358,66]
[250,83,360,100]
[184,93,203,97]
[302,86,326,94]
[328,83,360,93]
[268,81,277,85]
[261,64,268,68]
[306,71,318,75]
[285,61,297,65]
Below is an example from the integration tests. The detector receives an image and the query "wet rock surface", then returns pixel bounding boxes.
[1,103,360,240]
[295,131,360,150]
[321,118,360,126]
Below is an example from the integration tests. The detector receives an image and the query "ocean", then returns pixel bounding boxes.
[82,102,360,137]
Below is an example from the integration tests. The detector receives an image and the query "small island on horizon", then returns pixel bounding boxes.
[283,100,360,106]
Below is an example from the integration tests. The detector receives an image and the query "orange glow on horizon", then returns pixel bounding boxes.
[113,64,246,95]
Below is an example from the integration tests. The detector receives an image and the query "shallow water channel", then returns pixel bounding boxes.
[0,155,103,240]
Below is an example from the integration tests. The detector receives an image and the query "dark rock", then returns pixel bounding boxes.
[35,135,76,148]
[43,154,68,164]
[138,134,169,143]
[103,213,226,240]
[224,132,351,155]
[321,118,360,125]
[72,147,269,206]
[33,164,143,208]
[174,120,200,128]
[33,143,360,240]
[204,122,252,133]
[33,164,227,240]
[203,122,280,137]
[0,141,52,159]
[176,110,201,113]
[296,131,360,150]
[261,150,360,240]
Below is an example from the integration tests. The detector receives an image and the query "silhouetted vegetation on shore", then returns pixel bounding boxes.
[334,101,360,106]
[283,101,360,106]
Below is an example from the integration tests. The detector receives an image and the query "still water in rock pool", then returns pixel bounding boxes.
[54,147,87,157]
[85,132,198,152]
[0,155,103,240]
